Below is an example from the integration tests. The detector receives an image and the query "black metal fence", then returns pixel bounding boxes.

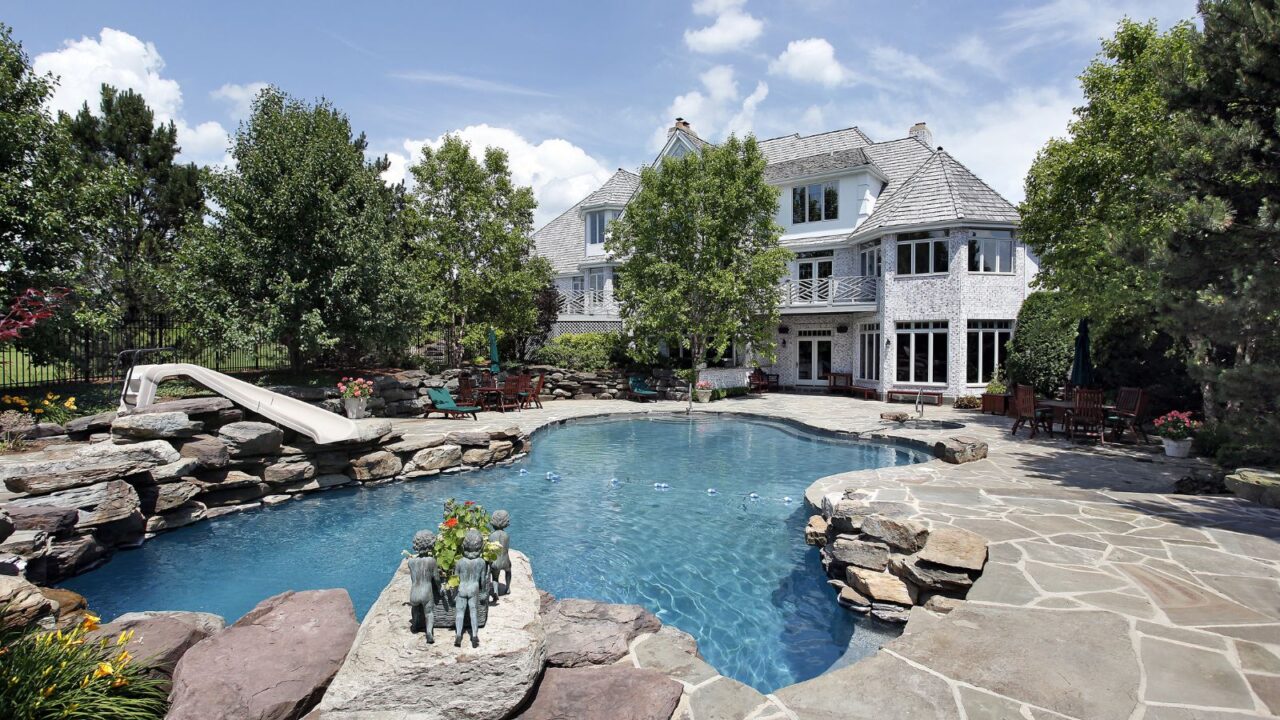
[0,318,291,389]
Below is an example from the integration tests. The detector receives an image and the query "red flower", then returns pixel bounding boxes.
[464,501,475,506]
[444,517,458,528]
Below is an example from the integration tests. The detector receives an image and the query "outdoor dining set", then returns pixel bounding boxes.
[423,372,546,420]
[1008,384,1149,444]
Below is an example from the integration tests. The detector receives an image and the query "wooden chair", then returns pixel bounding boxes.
[456,374,475,404]
[498,376,522,412]
[1108,387,1149,443]
[1067,387,1106,443]
[1010,384,1053,438]
[424,388,480,420]
[748,368,779,393]
[521,374,545,409]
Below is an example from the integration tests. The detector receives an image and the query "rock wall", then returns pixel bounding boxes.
[0,397,531,585]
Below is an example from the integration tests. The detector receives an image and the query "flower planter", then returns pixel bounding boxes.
[981,393,1009,416]
[343,397,368,419]
[430,588,489,628]
[1161,437,1193,458]
[694,389,714,403]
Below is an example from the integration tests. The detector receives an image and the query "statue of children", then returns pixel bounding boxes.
[488,510,512,603]
[454,528,487,648]
[408,530,440,643]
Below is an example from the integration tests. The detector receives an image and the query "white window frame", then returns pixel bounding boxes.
[968,232,1016,274]
[791,182,839,224]
[586,209,620,246]
[895,320,949,385]
[896,234,950,276]
[859,242,882,278]
[966,320,1013,385]
[858,323,881,382]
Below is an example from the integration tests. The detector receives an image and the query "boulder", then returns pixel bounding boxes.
[446,429,492,447]
[144,457,201,484]
[412,444,462,472]
[917,526,987,571]
[316,553,544,720]
[347,451,402,481]
[934,436,988,465]
[111,411,203,440]
[462,446,495,465]
[93,508,145,546]
[177,435,231,468]
[29,535,109,582]
[133,396,234,421]
[0,440,180,495]
[846,566,918,606]
[828,536,891,571]
[488,439,514,462]
[0,574,54,629]
[3,505,77,536]
[65,410,117,436]
[890,556,974,593]
[200,483,270,508]
[542,598,661,667]
[383,434,446,454]
[39,586,88,627]
[145,502,208,532]
[89,610,224,676]
[518,666,684,720]
[6,479,140,529]
[860,515,929,553]
[193,468,263,490]
[827,498,874,534]
[0,529,49,555]
[168,589,357,720]
[218,421,284,457]
[138,480,201,515]
[1225,468,1280,509]
[263,460,316,485]
[804,515,828,546]
[280,474,351,494]
[0,508,11,543]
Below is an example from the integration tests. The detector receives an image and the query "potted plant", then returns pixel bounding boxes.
[694,380,714,403]
[422,499,502,626]
[338,377,374,418]
[1153,411,1201,458]
[981,369,1010,415]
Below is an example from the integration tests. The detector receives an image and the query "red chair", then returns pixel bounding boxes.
[456,374,475,404]
[497,376,522,412]
[521,374,545,409]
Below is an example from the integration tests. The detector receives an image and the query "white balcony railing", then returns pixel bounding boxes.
[557,289,619,317]
[778,276,879,308]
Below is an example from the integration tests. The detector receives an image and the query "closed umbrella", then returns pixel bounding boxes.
[488,327,500,375]
[1069,319,1094,388]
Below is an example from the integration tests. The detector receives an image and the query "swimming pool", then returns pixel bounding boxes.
[63,414,924,692]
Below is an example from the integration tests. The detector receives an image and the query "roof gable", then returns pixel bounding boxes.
[855,149,1019,237]
[533,169,638,274]
[581,169,639,209]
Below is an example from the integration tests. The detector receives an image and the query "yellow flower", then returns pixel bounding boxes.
[80,675,90,689]
[33,408,43,415]
[81,613,100,632]
[41,683,56,697]
[115,648,132,665]
[92,661,114,679]
[2,395,10,403]
[111,676,128,688]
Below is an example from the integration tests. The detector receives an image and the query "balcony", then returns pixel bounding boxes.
[778,276,879,313]
[557,289,619,318]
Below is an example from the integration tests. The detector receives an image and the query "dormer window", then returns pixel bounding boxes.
[586,209,620,246]
[791,182,838,224]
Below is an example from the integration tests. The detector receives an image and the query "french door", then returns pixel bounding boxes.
[796,329,833,386]
[796,258,833,302]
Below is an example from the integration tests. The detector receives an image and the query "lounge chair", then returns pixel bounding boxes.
[424,387,480,420]
[628,376,659,402]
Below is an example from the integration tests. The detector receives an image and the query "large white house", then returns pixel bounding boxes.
[531,119,1035,401]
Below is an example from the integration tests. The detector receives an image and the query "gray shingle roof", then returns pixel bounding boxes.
[762,147,877,183]
[757,127,874,164]
[854,149,1019,238]
[533,169,637,274]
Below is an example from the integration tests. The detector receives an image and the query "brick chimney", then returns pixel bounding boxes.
[909,122,932,147]
[669,117,698,138]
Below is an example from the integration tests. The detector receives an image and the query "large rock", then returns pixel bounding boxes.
[0,574,54,629]
[0,508,11,543]
[192,468,263,490]
[2,505,77,536]
[518,666,684,720]
[847,566,918,606]
[0,440,179,495]
[138,480,201,514]
[89,610,224,676]
[804,514,828,546]
[133,396,234,422]
[218,421,284,457]
[144,457,200,484]
[446,429,492,447]
[28,535,109,582]
[412,444,462,472]
[316,552,544,720]
[200,483,270,508]
[264,460,316,485]
[7,479,140,529]
[542,598,661,667]
[111,411,203,440]
[145,502,207,532]
[891,556,974,593]
[346,450,402,481]
[861,515,929,553]
[917,526,988,571]
[168,589,357,720]
[65,410,117,436]
[177,435,231,468]
[934,436,988,465]
[1226,468,1280,509]
[828,536,891,571]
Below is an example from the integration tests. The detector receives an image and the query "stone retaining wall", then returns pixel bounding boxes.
[0,396,530,585]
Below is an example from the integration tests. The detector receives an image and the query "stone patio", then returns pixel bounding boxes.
[387,394,1280,719]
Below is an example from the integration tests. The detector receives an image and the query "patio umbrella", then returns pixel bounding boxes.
[488,327,500,375]
[1069,318,1094,388]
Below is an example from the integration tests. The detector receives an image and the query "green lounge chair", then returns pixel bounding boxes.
[425,387,481,420]
[628,376,659,402]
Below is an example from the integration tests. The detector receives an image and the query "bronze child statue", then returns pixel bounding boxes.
[454,528,487,648]
[408,530,441,643]
[488,510,512,603]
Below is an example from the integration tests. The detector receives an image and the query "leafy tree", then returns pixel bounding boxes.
[1005,291,1077,397]
[405,135,552,367]
[607,135,790,409]
[173,87,422,370]
[66,85,203,322]
[1154,0,1280,465]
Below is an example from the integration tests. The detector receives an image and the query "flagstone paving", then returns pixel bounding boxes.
[390,394,1280,719]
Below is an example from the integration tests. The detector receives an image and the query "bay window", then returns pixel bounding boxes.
[967,320,1013,384]
[896,321,948,384]
[896,232,949,276]
[968,231,1015,273]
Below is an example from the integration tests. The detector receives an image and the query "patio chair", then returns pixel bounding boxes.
[1066,387,1106,443]
[424,387,480,420]
[456,374,475,404]
[628,376,659,402]
[1010,384,1053,439]
[520,374,545,409]
[497,376,522,412]
[1107,387,1149,443]
[748,368,779,393]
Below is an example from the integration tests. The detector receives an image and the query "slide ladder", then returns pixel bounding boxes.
[119,362,362,444]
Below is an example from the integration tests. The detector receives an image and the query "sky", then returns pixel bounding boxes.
[10,0,1199,227]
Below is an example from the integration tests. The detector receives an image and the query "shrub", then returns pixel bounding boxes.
[533,332,622,371]
[1005,291,1076,396]
[429,499,500,589]
[711,386,750,401]
[953,395,982,409]
[0,612,169,720]
[984,368,1007,395]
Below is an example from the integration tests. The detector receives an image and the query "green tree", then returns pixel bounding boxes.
[1155,0,1280,465]
[1005,291,1077,397]
[66,84,203,322]
[173,87,421,369]
[405,135,552,367]
[606,135,790,409]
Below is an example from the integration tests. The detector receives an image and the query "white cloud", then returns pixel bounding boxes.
[211,81,269,121]
[768,38,856,87]
[869,46,947,89]
[33,28,229,166]
[1002,0,1198,49]
[684,0,763,53]
[389,71,553,97]
[726,81,768,137]
[799,105,826,134]
[382,125,614,228]
[649,65,770,149]
[700,65,738,102]
[952,36,1005,77]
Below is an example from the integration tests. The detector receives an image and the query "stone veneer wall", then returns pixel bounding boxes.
[0,396,531,585]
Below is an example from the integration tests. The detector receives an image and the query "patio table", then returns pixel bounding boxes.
[1036,399,1117,436]
[472,386,505,412]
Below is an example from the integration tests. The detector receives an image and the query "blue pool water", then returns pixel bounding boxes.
[64,414,922,692]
